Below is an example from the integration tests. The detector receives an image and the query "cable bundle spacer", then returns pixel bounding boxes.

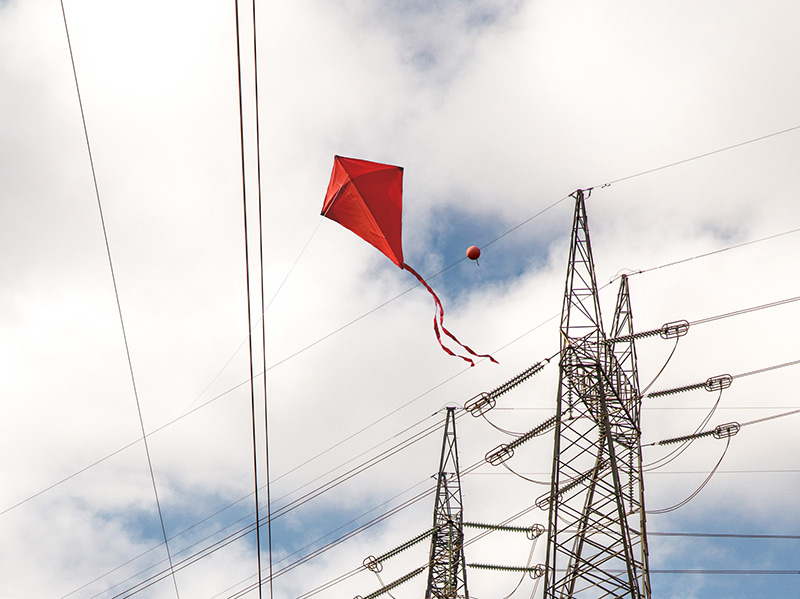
[466,392,495,417]
[485,443,514,466]
[660,319,690,339]
[363,555,382,573]
[535,491,554,510]
[530,563,547,579]
[705,374,733,392]
[713,421,740,439]
[527,523,546,540]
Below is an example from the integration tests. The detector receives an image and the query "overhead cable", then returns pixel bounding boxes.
[592,123,800,189]
[58,2,180,597]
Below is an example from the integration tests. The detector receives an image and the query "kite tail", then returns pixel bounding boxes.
[403,264,498,366]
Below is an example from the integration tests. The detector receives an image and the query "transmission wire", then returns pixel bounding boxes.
[233,0,264,594]
[247,0,275,593]
[690,295,800,326]
[739,407,800,428]
[58,2,180,597]
[7,286,799,531]
[621,226,800,280]
[83,412,459,599]
[8,287,798,522]
[592,123,800,189]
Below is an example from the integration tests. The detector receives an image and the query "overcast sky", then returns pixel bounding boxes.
[2,1,799,598]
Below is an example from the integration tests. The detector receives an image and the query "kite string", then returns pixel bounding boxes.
[178,218,322,417]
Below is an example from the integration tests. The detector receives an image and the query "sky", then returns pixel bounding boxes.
[1,0,799,598]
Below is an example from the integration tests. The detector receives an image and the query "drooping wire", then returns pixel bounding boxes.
[58,2,180,597]
[499,533,542,599]
[643,389,724,472]
[638,337,680,397]
[481,412,527,437]
[500,459,550,485]
[371,571,398,599]
[232,0,263,595]
[647,436,732,515]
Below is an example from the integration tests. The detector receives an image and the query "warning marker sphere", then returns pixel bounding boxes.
[466,246,481,261]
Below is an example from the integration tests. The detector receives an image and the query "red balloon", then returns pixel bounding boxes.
[466,246,481,260]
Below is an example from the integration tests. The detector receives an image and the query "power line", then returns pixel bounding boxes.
[739,407,800,428]
[592,123,800,189]
[471,469,800,476]
[68,411,456,599]
[648,569,800,575]
[623,227,800,279]
[690,295,800,326]
[649,531,800,540]
[58,2,180,597]
[6,284,797,521]
[248,0,274,591]
[232,0,265,595]
[100,394,800,599]
[100,452,489,599]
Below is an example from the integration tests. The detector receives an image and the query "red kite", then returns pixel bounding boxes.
[322,155,497,367]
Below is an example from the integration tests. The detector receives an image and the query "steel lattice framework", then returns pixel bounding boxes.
[542,190,651,599]
[425,407,469,599]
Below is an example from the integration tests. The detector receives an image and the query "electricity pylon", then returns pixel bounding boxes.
[542,190,651,599]
[425,406,469,599]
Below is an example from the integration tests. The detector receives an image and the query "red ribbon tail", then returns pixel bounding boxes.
[433,318,474,367]
[404,263,498,366]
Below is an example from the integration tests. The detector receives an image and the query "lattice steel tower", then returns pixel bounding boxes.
[542,190,651,599]
[425,406,469,599]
